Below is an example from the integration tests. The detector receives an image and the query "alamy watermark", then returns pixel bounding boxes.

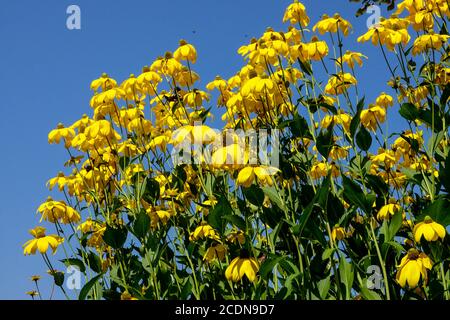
[66,5,81,30]
[170,122,280,169]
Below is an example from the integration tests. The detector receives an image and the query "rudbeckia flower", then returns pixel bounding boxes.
[412,33,450,55]
[336,51,367,69]
[324,73,357,95]
[377,203,401,220]
[173,40,197,64]
[203,243,227,263]
[413,216,446,242]
[331,226,346,242]
[396,249,433,288]
[237,165,280,188]
[312,14,352,36]
[360,105,386,131]
[48,123,76,148]
[189,223,220,241]
[282,0,309,27]
[23,227,64,255]
[225,253,260,282]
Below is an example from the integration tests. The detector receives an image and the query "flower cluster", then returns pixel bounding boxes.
[25,0,449,300]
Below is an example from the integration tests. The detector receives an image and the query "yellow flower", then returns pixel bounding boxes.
[283,0,309,27]
[120,292,138,300]
[26,291,39,298]
[396,249,433,288]
[211,143,247,170]
[206,76,228,91]
[237,166,280,188]
[37,197,81,224]
[189,223,220,241]
[23,227,64,255]
[299,36,329,61]
[377,203,401,220]
[48,123,75,148]
[203,243,227,263]
[227,230,245,245]
[336,51,367,69]
[412,33,450,55]
[360,105,386,131]
[173,39,197,63]
[413,216,446,242]
[324,73,357,95]
[30,275,41,282]
[225,253,260,282]
[331,226,346,242]
[376,92,394,109]
[309,162,328,180]
[312,14,352,36]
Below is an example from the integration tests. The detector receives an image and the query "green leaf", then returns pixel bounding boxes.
[242,184,264,207]
[207,196,232,232]
[262,186,287,212]
[316,127,334,159]
[133,211,150,239]
[399,103,419,121]
[318,277,331,299]
[259,255,284,278]
[53,272,65,287]
[387,211,403,242]
[290,113,313,139]
[143,177,160,203]
[222,214,246,231]
[322,248,335,261]
[339,256,354,299]
[79,273,104,300]
[103,226,128,249]
[61,258,86,273]
[297,175,331,237]
[350,97,365,140]
[360,286,382,300]
[420,198,450,226]
[342,175,372,214]
[87,251,102,274]
[356,126,372,151]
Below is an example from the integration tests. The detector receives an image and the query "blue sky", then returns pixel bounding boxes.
[0,0,399,299]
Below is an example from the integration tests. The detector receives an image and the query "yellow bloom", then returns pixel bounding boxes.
[237,166,280,188]
[48,123,75,148]
[299,36,329,61]
[324,73,357,95]
[312,14,352,36]
[376,92,394,108]
[412,33,450,55]
[23,227,64,255]
[203,243,227,263]
[37,197,80,224]
[173,39,197,63]
[396,249,433,288]
[360,105,386,131]
[413,216,446,242]
[331,226,346,242]
[189,223,220,241]
[225,254,259,282]
[309,162,328,180]
[336,51,367,69]
[283,0,309,27]
[377,203,401,220]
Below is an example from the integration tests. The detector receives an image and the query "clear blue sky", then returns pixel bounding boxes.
[0,0,399,299]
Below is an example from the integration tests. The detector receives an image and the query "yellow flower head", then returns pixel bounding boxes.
[396,248,433,288]
[173,39,197,63]
[413,216,446,243]
[283,1,309,27]
[225,251,260,282]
